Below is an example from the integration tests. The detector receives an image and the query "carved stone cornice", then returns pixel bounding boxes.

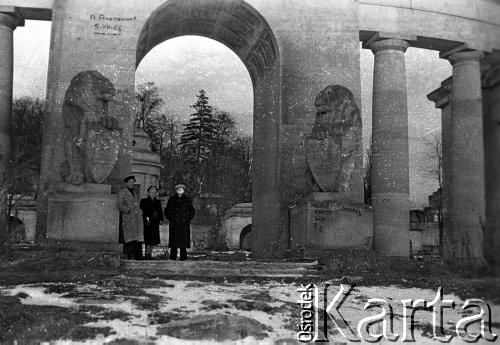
[427,77,452,109]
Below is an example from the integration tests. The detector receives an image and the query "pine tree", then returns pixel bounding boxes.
[209,109,237,193]
[180,90,220,192]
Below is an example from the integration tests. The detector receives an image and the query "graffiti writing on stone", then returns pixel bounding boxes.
[313,209,330,232]
[310,202,363,232]
[89,14,136,36]
[310,200,331,209]
[341,205,362,216]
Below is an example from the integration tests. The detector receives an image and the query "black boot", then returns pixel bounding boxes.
[169,247,178,261]
[179,248,187,261]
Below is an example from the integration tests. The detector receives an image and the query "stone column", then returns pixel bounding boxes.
[427,77,452,256]
[444,50,485,265]
[0,12,23,170]
[367,39,410,256]
[482,63,500,266]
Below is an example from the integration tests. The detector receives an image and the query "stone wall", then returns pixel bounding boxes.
[220,203,252,250]
[159,224,217,251]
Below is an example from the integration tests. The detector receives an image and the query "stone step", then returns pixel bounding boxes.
[124,259,318,269]
[121,259,321,278]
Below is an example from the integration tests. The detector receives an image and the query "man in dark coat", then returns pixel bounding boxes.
[140,185,164,260]
[164,182,195,261]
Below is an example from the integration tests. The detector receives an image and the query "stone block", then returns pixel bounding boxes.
[56,182,111,194]
[219,203,252,250]
[191,225,217,251]
[47,186,119,243]
[290,193,372,250]
[159,224,218,251]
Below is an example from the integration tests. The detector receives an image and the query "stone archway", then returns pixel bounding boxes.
[239,224,252,251]
[135,0,281,259]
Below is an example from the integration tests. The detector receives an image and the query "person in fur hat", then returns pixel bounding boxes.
[164,181,195,260]
[140,185,164,260]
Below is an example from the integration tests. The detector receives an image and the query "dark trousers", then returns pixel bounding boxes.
[124,241,143,260]
[169,247,187,261]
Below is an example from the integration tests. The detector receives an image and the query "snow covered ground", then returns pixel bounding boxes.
[1,278,498,344]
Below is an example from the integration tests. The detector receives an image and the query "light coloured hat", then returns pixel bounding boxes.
[174,183,186,190]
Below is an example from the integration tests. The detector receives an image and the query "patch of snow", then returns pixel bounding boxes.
[2,280,499,344]
[4,286,76,308]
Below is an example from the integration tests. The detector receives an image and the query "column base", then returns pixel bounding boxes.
[373,192,410,257]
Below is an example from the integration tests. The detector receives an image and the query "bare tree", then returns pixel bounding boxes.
[135,81,164,129]
[0,97,44,251]
[423,131,443,254]
[423,131,442,191]
[144,113,182,157]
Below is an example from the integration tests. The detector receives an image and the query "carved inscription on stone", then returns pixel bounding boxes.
[306,85,361,193]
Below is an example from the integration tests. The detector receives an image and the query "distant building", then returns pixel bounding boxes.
[410,189,441,258]
[10,195,37,243]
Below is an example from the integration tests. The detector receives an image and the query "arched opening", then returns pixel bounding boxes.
[239,224,252,251]
[135,0,281,258]
[136,0,279,82]
[136,36,253,135]
[136,36,253,205]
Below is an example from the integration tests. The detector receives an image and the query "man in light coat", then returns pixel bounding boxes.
[118,175,143,259]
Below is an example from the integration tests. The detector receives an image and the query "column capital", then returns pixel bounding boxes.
[0,12,24,30]
[427,77,452,109]
[447,50,484,65]
[362,31,416,49]
[365,38,410,54]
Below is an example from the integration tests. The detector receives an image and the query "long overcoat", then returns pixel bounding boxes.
[164,194,195,248]
[139,197,164,245]
[117,187,143,243]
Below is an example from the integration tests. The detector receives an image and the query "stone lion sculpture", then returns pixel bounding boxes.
[306,85,362,193]
[60,70,121,185]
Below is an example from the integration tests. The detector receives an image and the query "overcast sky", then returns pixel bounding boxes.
[13,20,451,208]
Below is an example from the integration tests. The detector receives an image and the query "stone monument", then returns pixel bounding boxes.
[46,70,121,248]
[131,127,162,198]
[290,85,372,250]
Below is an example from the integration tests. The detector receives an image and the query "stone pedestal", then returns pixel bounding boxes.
[46,183,119,245]
[289,193,372,250]
[132,128,162,198]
